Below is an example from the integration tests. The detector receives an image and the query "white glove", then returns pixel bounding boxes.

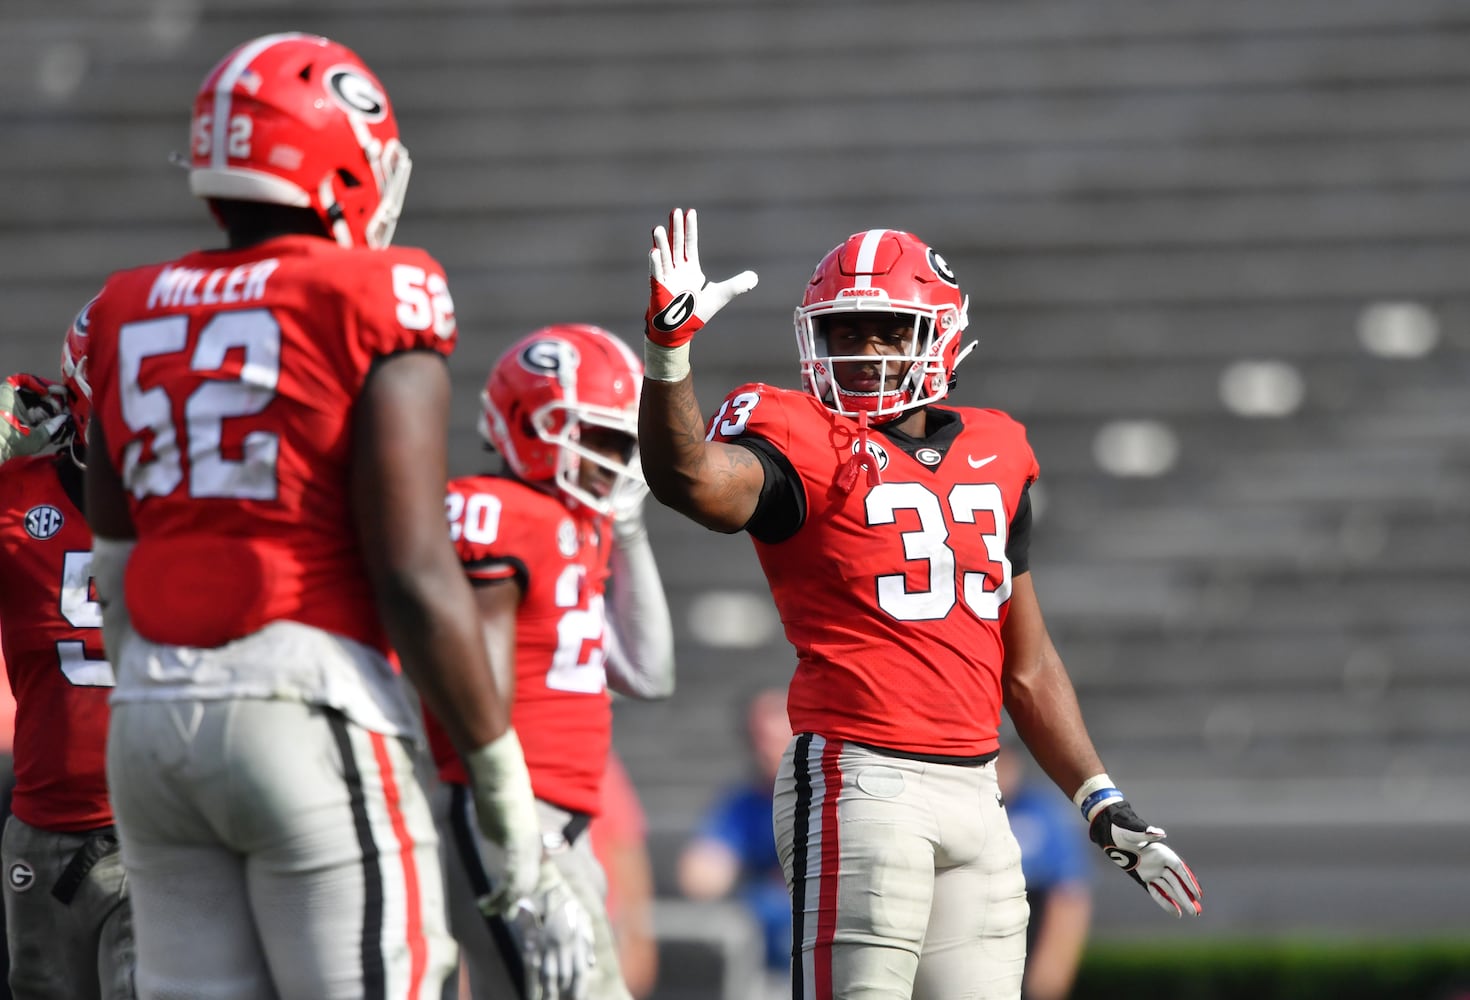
[505,860,596,1000]
[463,730,543,914]
[0,373,71,464]
[1089,800,1203,917]
[610,491,648,548]
[645,207,758,350]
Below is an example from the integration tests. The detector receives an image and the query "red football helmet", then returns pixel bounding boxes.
[479,325,646,518]
[793,229,970,422]
[189,33,411,249]
[60,295,94,447]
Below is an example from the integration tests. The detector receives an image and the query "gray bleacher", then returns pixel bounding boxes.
[4,0,1469,991]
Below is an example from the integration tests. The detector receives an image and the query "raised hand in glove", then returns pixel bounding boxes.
[464,730,544,915]
[505,861,596,1000]
[645,207,758,351]
[0,373,71,464]
[1089,799,1203,917]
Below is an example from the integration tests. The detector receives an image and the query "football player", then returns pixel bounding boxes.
[0,303,136,999]
[425,324,674,1000]
[636,209,1202,999]
[80,33,559,999]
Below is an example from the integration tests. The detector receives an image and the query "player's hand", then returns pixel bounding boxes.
[464,731,544,914]
[0,373,71,464]
[645,207,758,349]
[1089,800,1203,917]
[506,861,596,1000]
[610,487,649,546]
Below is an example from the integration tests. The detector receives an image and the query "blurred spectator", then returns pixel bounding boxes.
[589,750,659,999]
[678,687,793,991]
[998,744,1094,1000]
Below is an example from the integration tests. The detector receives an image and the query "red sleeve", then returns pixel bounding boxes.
[347,246,458,368]
[706,382,793,452]
[447,477,565,592]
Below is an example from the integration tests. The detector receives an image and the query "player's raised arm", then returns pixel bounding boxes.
[638,208,766,534]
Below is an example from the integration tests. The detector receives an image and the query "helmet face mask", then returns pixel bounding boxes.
[480,325,647,519]
[60,296,95,461]
[188,33,411,250]
[794,229,969,422]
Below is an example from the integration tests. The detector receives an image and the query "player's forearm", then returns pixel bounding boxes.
[604,522,675,699]
[638,375,763,532]
[637,374,711,506]
[377,565,510,750]
[1006,666,1106,799]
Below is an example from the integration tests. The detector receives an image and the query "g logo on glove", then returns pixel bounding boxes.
[644,208,758,352]
[1089,799,1203,917]
[650,291,698,335]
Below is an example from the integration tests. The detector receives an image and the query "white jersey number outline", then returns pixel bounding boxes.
[866,481,1013,622]
[117,309,281,501]
[445,492,607,694]
[547,565,608,694]
[57,550,113,687]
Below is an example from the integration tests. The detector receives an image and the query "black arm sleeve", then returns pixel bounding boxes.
[1006,484,1033,576]
[463,555,529,595]
[730,436,807,545]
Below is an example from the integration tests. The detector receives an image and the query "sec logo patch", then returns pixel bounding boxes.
[24,504,64,540]
[557,518,579,557]
[7,861,35,892]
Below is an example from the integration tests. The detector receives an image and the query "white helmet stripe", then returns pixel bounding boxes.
[850,229,891,290]
[210,32,311,170]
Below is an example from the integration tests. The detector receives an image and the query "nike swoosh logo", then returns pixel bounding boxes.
[967,454,997,468]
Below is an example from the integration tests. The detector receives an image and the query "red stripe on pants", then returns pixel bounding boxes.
[814,739,844,999]
[370,732,427,998]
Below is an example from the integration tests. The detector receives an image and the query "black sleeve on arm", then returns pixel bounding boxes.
[463,555,529,595]
[730,436,806,545]
[1006,484,1034,576]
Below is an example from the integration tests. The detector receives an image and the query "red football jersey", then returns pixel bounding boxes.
[426,476,614,815]
[87,235,457,651]
[0,455,113,831]
[708,384,1039,757]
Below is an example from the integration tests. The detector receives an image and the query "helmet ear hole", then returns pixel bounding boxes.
[337,169,361,189]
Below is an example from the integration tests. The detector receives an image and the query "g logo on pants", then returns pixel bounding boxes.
[7,861,35,892]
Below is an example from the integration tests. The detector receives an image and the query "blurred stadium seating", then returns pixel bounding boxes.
[4,0,1468,992]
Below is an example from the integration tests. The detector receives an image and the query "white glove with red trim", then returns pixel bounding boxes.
[1077,778,1202,917]
[645,207,758,356]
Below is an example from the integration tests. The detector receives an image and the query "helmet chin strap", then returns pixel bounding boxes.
[837,410,883,493]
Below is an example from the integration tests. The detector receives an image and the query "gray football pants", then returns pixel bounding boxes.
[107,698,457,1000]
[774,735,1029,1000]
[2,816,134,999]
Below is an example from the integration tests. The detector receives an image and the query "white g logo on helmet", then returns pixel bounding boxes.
[325,66,387,122]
